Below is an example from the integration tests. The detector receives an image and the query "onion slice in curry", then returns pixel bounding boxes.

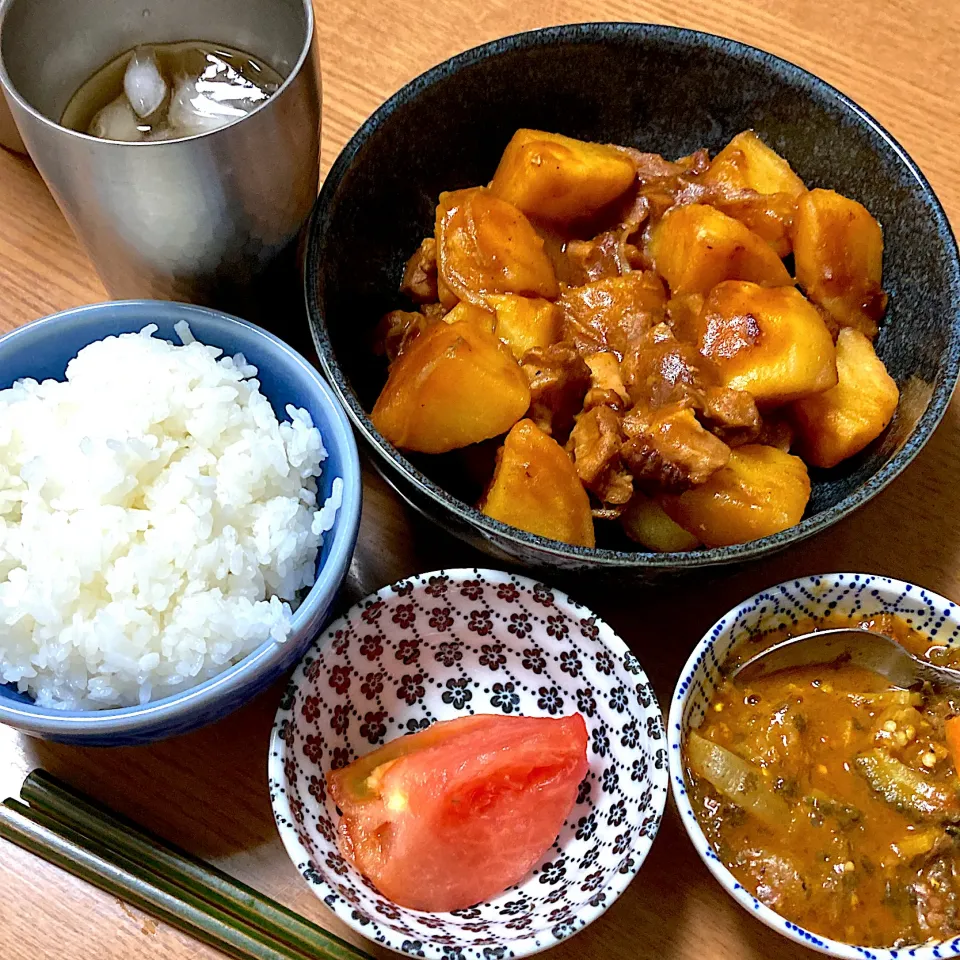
[686,730,790,828]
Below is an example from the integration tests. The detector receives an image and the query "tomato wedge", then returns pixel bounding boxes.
[328,713,589,912]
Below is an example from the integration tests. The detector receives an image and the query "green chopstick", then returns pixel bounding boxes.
[0,799,314,960]
[20,771,367,960]
[12,771,375,960]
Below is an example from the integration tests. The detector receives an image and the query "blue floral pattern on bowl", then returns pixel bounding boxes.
[269,568,667,958]
[668,572,960,959]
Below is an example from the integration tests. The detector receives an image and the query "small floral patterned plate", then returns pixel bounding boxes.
[269,568,667,959]
[669,573,960,960]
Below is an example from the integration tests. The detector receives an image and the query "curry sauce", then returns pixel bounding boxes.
[686,614,960,947]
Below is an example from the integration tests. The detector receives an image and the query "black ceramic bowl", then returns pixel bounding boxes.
[305,23,960,576]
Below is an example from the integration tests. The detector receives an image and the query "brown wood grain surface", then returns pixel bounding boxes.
[1,2,959,958]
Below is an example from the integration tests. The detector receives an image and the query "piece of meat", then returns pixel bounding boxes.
[633,167,771,215]
[568,405,633,505]
[670,148,712,178]
[734,849,807,916]
[400,237,439,303]
[611,190,649,240]
[620,148,711,183]
[591,503,628,520]
[622,242,647,270]
[623,338,759,444]
[813,299,842,342]
[561,209,646,278]
[584,352,631,407]
[620,402,731,493]
[622,322,719,407]
[560,272,667,358]
[615,148,713,235]
[625,153,799,265]
[912,857,960,940]
[584,387,626,412]
[419,301,448,324]
[617,152,796,263]
[373,309,435,363]
[563,232,628,285]
[534,224,583,287]
[637,308,760,444]
[698,386,761,446]
[563,159,693,276]
[755,413,795,453]
[521,343,591,440]
[710,190,797,256]
[647,178,799,261]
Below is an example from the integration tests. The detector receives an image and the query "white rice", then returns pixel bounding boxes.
[0,324,342,709]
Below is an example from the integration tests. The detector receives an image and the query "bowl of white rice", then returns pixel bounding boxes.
[0,300,361,745]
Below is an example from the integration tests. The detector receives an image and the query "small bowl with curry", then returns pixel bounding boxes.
[669,572,960,956]
[305,23,960,577]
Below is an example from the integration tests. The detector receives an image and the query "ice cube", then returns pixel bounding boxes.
[165,53,272,138]
[195,53,272,107]
[165,76,245,137]
[123,47,168,119]
[89,96,150,142]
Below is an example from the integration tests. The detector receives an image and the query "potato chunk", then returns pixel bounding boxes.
[371,314,530,453]
[484,294,561,359]
[695,281,837,406]
[791,327,899,468]
[648,204,792,297]
[490,129,637,223]
[437,274,459,311]
[703,131,806,199]
[442,300,496,333]
[621,494,701,552]
[436,187,559,305]
[794,188,886,338]
[481,419,595,547]
[658,445,811,547]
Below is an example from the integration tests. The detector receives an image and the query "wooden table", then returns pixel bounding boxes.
[2,1,960,958]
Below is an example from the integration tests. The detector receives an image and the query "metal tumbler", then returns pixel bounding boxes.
[0,90,23,152]
[0,0,321,319]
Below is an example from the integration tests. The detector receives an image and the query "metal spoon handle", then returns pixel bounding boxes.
[732,628,960,690]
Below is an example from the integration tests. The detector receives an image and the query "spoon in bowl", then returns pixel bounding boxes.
[731,627,960,690]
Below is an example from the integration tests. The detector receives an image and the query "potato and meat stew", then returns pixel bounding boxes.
[686,614,960,947]
[370,128,899,549]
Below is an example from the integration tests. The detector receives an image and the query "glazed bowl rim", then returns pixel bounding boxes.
[304,20,960,571]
